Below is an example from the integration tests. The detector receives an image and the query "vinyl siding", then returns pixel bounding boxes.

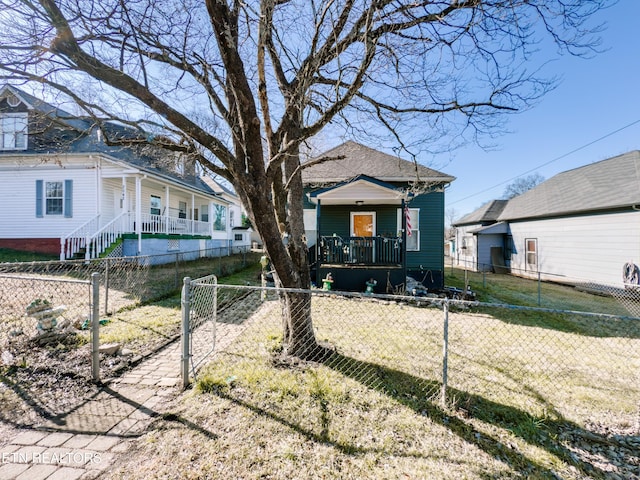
[405,191,445,272]
[508,211,640,285]
[318,205,398,238]
[0,157,97,238]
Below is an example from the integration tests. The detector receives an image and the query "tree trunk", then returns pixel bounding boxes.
[232,153,319,360]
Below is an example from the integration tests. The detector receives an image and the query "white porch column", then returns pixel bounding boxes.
[95,157,101,221]
[209,201,214,238]
[191,194,195,234]
[135,176,142,254]
[165,186,170,235]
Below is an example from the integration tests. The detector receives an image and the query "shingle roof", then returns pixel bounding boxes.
[302,141,455,185]
[498,151,640,221]
[0,85,216,197]
[453,199,508,226]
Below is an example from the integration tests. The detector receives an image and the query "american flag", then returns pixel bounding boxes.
[405,206,412,236]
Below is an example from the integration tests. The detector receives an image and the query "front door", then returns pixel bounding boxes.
[351,212,375,237]
[350,212,375,263]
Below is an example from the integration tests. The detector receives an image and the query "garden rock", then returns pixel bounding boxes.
[99,343,122,355]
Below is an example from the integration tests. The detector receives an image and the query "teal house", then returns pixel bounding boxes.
[302,142,455,293]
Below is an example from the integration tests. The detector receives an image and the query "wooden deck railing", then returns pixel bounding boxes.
[319,235,403,266]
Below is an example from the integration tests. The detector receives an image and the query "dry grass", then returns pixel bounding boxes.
[106,294,640,479]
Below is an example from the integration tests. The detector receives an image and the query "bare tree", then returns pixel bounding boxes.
[502,173,546,199]
[0,0,609,359]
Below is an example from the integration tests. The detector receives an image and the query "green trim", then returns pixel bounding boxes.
[122,233,211,240]
[99,237,123,258]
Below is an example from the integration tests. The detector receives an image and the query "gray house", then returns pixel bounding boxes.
[453,150,640,287]
[453,200,508,272]
[302,141,455,292]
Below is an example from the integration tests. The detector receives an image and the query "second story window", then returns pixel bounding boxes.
[1,113,27,150]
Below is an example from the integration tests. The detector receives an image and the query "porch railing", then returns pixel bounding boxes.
[61,215,101,260]
[61,212,217,260]
[139,213,212,236]
[319,235,403,266]
[87,212,133,259]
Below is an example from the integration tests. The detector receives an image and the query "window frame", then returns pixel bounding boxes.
[200,205,209,222]
[150,195,162,216]
[45,181,64,216]
[36,179,72,218]
[213,204,227,231]
[525,238,538,271]
[396,208,420,251]
[177,200,187,219]
[0,112,28,150]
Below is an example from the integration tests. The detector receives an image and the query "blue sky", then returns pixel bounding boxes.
[440,0,640,220]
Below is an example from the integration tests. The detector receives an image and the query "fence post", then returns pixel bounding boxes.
[538,271,541,306]
[181,277,192,389]
[441,298,449,407]
[91,272,101,383]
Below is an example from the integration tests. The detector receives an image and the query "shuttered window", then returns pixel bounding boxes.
[36,179,73,217]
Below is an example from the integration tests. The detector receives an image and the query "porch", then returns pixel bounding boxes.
[319,235,403,265]
[61,212,216,260]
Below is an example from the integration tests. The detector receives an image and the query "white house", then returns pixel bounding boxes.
[0,85,242,261]
[202,176,252,250]
[453,151,640,287]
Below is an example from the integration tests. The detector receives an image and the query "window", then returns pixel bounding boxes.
[1,113,27,150]
[525,238,537,271]
[213,205,226,231]
[178,201,187,219]
[150,195,161,216]
[201,205,209,222]
[46,181,63,215]
[230,209,235,227]
[235,233,243,241]
[396,208,420,251]
[36,179,72,218]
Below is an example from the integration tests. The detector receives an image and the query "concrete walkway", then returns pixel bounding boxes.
[0,340,184,480]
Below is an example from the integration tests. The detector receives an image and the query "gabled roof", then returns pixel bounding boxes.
[302,141,455,185]
[498,150,640,221]
[0,85,217,198]
[453,200,508,226]
[308,174,406,205]
[202,176,238,198]
[469,221,509,235]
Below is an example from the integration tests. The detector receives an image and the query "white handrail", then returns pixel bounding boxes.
[60,215,101,261]
[87,212,133,259]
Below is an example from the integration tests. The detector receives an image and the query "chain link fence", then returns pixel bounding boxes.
[0,247,259,426]
[444,257,640,318]
[0,246,254,316]
[183,281,640,443]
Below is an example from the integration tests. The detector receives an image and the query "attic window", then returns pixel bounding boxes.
[6,94,20,107]
[0,113,27,150]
